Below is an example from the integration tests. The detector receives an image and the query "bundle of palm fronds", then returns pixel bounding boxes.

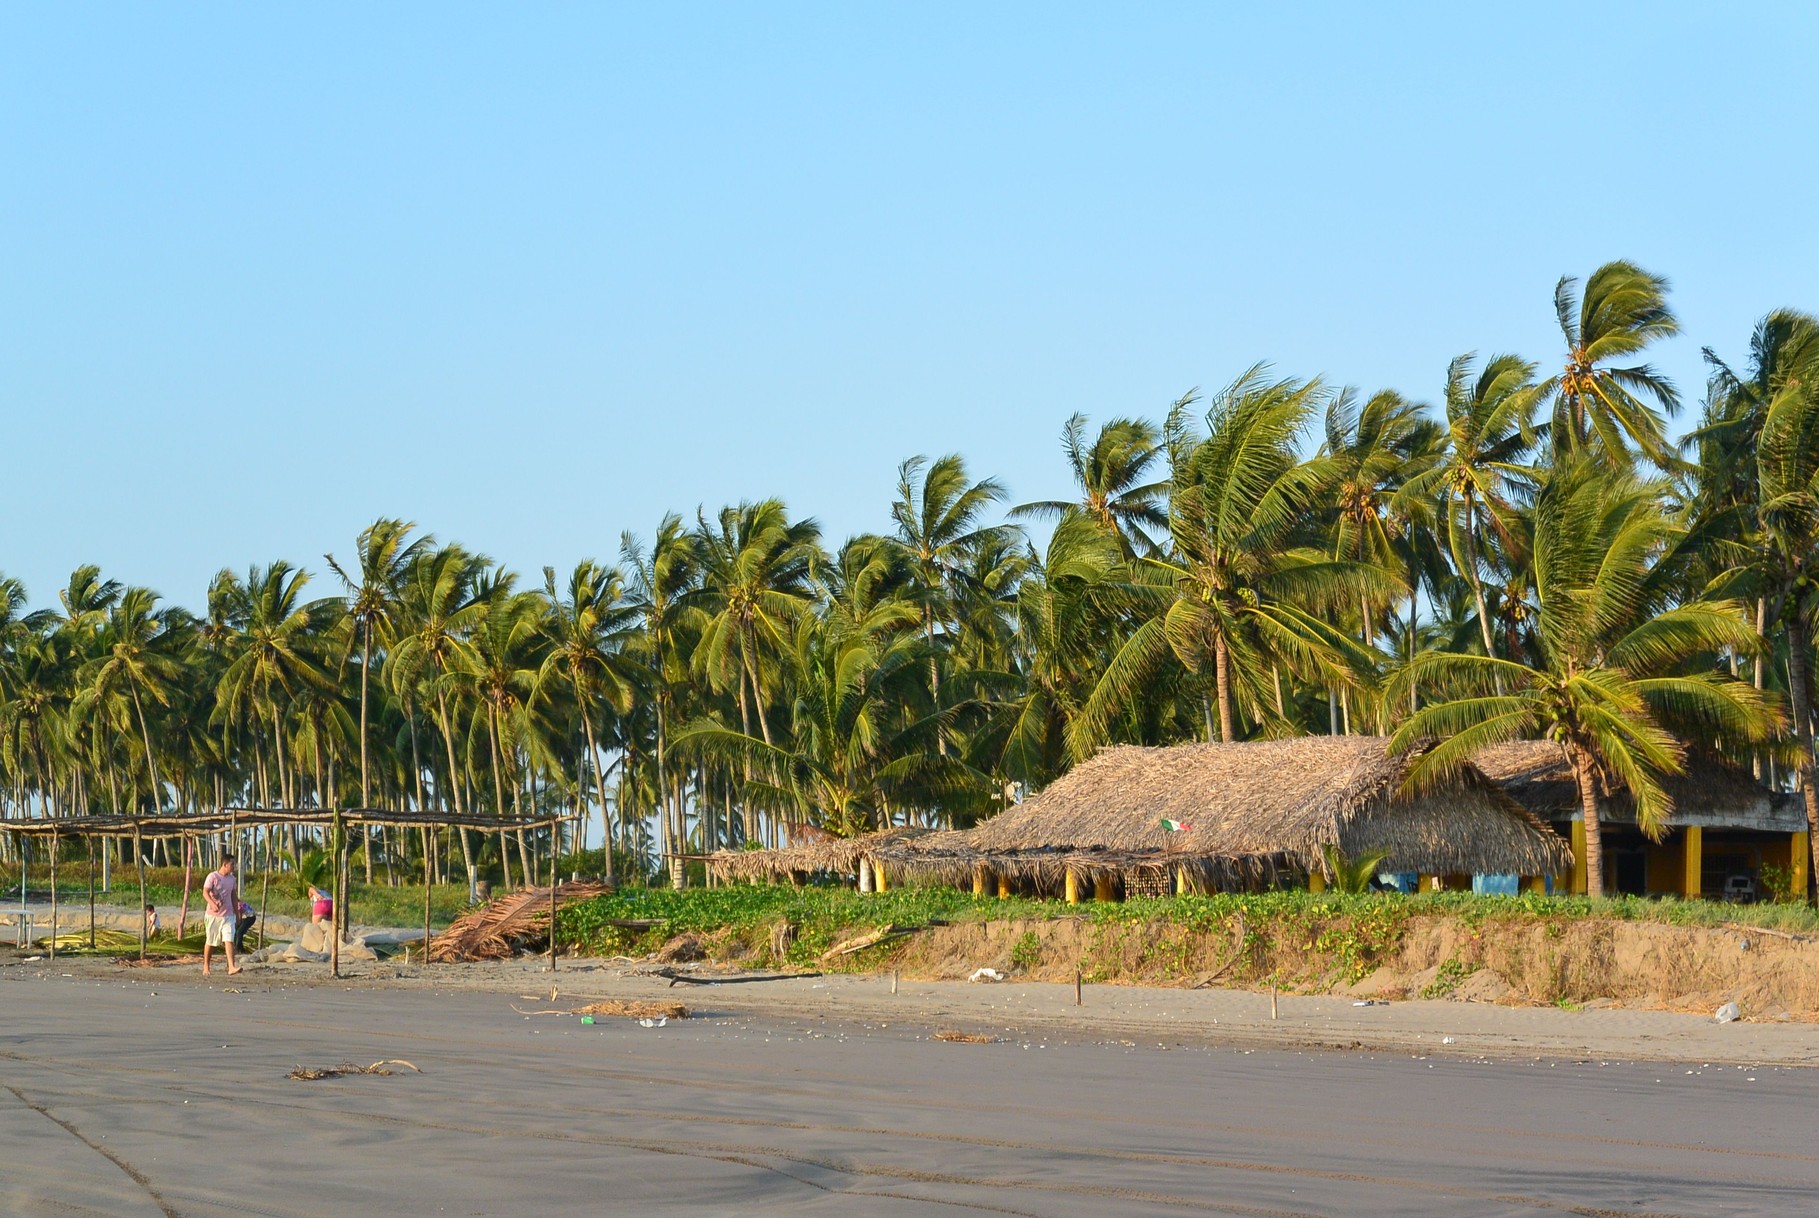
[429,882,614,962]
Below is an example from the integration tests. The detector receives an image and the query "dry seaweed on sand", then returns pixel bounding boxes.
[288,1059,421,1081]
[510,998,690,1019]
[932,1030,996,1044]
[570,999,690,1020]
[429,882,615,962]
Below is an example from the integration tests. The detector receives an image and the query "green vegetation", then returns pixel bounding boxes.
[0,261,1815,907]
[554,884,1819,975]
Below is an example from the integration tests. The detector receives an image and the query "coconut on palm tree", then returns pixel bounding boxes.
[1544,261,1681,469]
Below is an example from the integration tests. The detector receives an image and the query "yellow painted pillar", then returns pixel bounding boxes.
[1793,831,1811,902]
[1064,870,1080,905]
[1681,826,1703,899]
[1307,870,1327,894]
[972,867,989,897]
[1176,867,1193,897]
[997,874,1011,900]
[874,861,889,893]
[1520,875,1547,895]
[1570,818,1588,896]
[1094,874,1115,902]
[1415,874,1435,893]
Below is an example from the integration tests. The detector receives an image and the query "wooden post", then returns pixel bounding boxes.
[857,857,872,893]
[972,866,988,897]
[1681,826,1704,899]
[134,824,147,962]
[874,861,889,893]
[996,873,1011,899]
[422,826,433,971]
[330,812,343,979]
[1570,818,1589,896]
[1074,969,1082,1006]
[1064,869,1080,905]
[1792,830,1811,903]
[259,827,272,951]
[86,836,95,950]
[548,836,558,973]
[48,833,57,961]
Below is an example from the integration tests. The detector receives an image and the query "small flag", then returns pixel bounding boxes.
[1160,818,1193,833]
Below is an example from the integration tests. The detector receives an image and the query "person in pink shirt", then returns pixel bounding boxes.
[201,854,242,976]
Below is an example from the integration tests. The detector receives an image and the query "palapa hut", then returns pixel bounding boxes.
[711,736,1571,901]
[963,737,1570,899]
[1473,740,1811,900]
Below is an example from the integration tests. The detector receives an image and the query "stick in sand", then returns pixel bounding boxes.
[86,834,95,950]
[48,832,57,962]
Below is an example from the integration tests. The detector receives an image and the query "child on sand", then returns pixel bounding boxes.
[144,904,159,938]
[308,883,333,945]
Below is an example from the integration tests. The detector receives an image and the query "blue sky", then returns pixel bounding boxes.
[3,4,1815,608]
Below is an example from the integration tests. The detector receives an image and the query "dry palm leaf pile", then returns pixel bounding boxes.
[429,882,615,962]
[931,1030,996,1044]
[288,1059,422,1081]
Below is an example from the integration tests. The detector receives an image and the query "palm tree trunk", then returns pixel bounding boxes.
[580,710,615,883]
[1213,631,1234,743]
[358,618,372,806]
[127,682,162,812]
[1783,618,1819,902]
[1407,552,1420,714]
[435,682,477,900]
[487,705,515,890]
[1570,744,1606,898]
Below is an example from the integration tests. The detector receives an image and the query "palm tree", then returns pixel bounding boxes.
[1401,353,1542,660]
[1077,366,1381,748]
[215,563,337,811]
[1319,386,1438,657]
[995,511,1123,786]
[1544,261,1681,468]
[79,587,180,811]
[890,455,1013,750]
[693,500,821,749]
[390,545,488,896]
[540,561,641,883]
[1390,458,1774,896]
[677,611,977,838]
[624,516,701,887]
[1743,317,1819,895]
[456,580,548,886]
[326,518,429,812]
[1013,412,1170,554]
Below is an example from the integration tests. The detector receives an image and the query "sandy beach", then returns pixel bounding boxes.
[5,950,1817,1217]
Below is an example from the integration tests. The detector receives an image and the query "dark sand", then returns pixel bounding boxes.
[5,959,1818,1217]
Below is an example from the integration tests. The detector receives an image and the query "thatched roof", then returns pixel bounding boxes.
[1472,740,1805,833]
[967,737,1571,877]
[706,827,979,885]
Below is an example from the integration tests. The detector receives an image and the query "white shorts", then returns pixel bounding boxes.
[205,914,233,948]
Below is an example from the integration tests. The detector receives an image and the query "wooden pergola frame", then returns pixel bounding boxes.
[2,807,568,977]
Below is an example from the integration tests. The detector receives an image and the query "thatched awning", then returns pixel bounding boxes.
[1472,741,1804,833]
[968,737,1570,878]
